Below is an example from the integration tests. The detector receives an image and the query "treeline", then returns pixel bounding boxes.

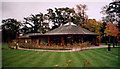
[2,1,120,44]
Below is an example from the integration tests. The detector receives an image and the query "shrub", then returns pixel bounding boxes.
[79,42,91,50]
[8,39,19,49]
[67,43,71,48]
[8,42,15,49]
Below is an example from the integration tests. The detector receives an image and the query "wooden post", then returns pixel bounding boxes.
[82,37,83,43]
[82,35,84,43]
[98,36,100,45]
[48,36,50,46]
[37,39,39,47]
[31,39,33,43]
[95,37,98,46]
[39,38,41,46]
[96,37,97,45]
[61,36,64,46]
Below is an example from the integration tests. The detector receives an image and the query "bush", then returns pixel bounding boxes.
[8,39,19,49]
[79,42,91,50]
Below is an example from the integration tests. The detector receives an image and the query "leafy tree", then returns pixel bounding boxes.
[101,0,120,33]
[101,0,120,48]
[2,18,22,42]
[86,19,103,43]
[45,5,89,30]
[24,12,49,33]
[19,25,30,35]
[104,23,119,48]
[75,4,88,27]
[105,23,119,37]
[101,0,120,24]
[87,19,103,34]
[45,7,75,29]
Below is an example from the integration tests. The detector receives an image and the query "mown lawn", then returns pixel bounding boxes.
[2,43,119,67]
[100,43,120,46]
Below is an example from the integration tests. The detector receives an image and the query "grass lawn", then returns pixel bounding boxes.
[2,43,119,68]
[100,43,120,46]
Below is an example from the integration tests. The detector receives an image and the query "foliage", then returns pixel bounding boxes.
[86,19,103,42]
[75,4,88,26]
[8,40,92,50]
[80,42,91,50]
[87,19,103,35]
[23,12,50,33]
[8,39,19,49]
[2,18,22,42]
[2,3,107,43]
[2,18,22,32]
[104,23,119,36]
[45,7,75,29]
[100,0,120,43]
[101,0,120,30]
[19,25,30,35]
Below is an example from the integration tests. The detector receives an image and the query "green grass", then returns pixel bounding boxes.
[100,43,120,46]
[2,43,119,67]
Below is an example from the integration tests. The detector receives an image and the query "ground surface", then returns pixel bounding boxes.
[2,43,119,67]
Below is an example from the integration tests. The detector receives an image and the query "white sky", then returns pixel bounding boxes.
[1,0,113,26]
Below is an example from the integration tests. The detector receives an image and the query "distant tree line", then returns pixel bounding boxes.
[2,1,120,45]
[2,4,91,42]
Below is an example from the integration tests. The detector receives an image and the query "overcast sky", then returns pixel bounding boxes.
[1,0,113,26]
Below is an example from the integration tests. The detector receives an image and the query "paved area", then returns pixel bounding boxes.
[17,45,118,52]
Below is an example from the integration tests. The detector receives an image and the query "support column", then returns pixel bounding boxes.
[48,36,50,46]
[30,39,32,43]
[31,39,33,43]
[37,39,39,45]
[95,37,98,46]
[98,36,100,46]
[82,35,84,43]
[39,38,40,45]
[61,36,65,46]
[81,37,84,43]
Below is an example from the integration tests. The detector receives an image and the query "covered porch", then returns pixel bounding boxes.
[29,34,98,49]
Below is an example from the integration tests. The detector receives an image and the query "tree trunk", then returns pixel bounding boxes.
[115,36,117,46]
[113,36,115,48]
[108,36,111,51]
[105,36,107,45]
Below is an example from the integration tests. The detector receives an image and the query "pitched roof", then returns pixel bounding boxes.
[44,24,98,35]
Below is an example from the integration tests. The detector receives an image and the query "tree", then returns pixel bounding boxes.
[75,4,88,27]
[101,0,120,31]
[104,23,119,48]
[101,0,120,25]
[2,18,22,42]
[19,25,30,35]
[85,19,103,44]
[45,5,89,30]
[24,12,49,33]
[101,0,120,46]
[105,23,119,36]
[45,7,75,29]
